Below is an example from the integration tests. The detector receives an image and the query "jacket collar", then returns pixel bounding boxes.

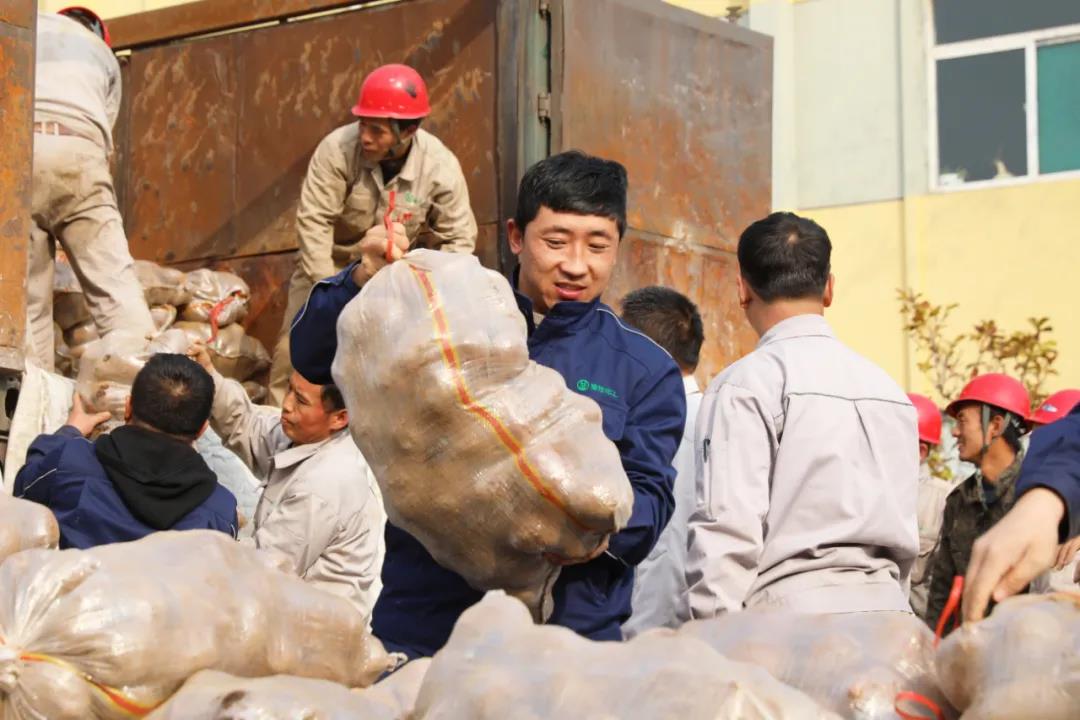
[757,313,834,349]
[510,266,601,336]
[273,428,352,470]
[683,374,701,396]
[958,454,1024,508]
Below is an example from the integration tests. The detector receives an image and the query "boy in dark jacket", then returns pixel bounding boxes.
[15,354,237,548]
[290,151,686,658]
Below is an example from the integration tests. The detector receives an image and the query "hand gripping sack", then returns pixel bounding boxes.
[936,592,1080,719]
[679,610,955,719]
[0,531,393,719]
[0,494,59,564]
[412,594,840,720]
[172,321,271,382]
[332,250,633,621]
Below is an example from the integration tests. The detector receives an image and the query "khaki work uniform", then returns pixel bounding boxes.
[909,462,955,619]
[209,371,387,621]
[686,314,919,617]
[270,124,477,404]
[28,13,154,370]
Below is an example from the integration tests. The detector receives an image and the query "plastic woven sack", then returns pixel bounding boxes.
[150,305,178,335]
[678,610,954,719]
[0,531,393,719]
[173,321,271,382]
[134,260,192,307]
[936,592,1080,719]
[62,318,99,352]
[242,380,269,404]
[75,329,192,421]
[0,494,59,564]
[147,661,429,720]
[52,252,91,332]
[332,250,633,620]
[413,594,839,719]
[180,269,250,327]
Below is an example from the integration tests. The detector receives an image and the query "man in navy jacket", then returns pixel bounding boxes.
[290,150,685,658]
[15,354,238,549]
[964,403,1080,621]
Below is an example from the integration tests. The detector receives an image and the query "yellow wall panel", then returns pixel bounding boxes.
[40,0,198,18]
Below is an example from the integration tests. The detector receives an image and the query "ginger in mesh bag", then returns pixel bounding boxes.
[173,321,271,382]
[180,269,250,327]
[678,610,956,719]
[134,260,192,308]
[0,531,394,719]
[0,494,59,564]
[331,250,633,621]
[146,661,429,720]
[413,594,840,719]
[936,591,1080,720]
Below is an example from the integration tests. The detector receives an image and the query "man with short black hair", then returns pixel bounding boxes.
[686,211,918,616]
[290,150,685,658]
[619,286,704,636]
[15,354,237,549]
[191,346,385,620]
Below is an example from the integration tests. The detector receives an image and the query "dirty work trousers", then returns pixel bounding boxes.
[269,263,346,406]
[28,133,154,370]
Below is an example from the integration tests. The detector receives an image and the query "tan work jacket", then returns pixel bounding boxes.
[686,314,919,617]
[296,124,477,282]
[209,372,386,621]
[35,12,120,151]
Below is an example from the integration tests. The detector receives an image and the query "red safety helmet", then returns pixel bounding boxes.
[945,373,1031,423]
[58,6,111,47]
[351,64,431,120]
[907,393,942,446]
[1030,389,1080,426]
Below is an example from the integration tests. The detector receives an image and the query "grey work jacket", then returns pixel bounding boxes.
[209,372,386,621]
[686,314,919,617]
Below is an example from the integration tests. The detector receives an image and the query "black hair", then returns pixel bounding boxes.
[130,354,214,439]
[514,150,628,237]
[989,405,1026,453]
[320,384,346,413]
[395,118,422,134]
[620,286,704,372]
[737,211,832,302]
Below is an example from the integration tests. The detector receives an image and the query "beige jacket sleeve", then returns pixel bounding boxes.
[296,133,350,282]
[105,53,121,132]
[208,371,288,478]
[426,151,478,254]
[251,490,339,577]
[685,382,774,618]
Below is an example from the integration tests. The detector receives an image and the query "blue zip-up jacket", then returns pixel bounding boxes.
[291,263,685,658]
[14,426,238,549]
[1018,403,1080,541]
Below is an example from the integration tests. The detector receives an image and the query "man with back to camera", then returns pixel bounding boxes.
[289,150,686,658]
[618,286,704,636]
[685,212,919,617]
[15,354,237,549]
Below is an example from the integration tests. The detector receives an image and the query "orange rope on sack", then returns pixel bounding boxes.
[406,263,591,532]
[12,650,156,717]
[934,575,965,647]
[207,291,242,343]
[894,690,946,720]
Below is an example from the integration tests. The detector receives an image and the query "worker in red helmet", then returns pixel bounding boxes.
[925,374,1031,631]
[26,7,155,371]
[269,63,478,404]
[907,393,954,620]
[1031,389,1080,428]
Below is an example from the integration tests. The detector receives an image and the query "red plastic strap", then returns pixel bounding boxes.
[384,189,397,262]
[895,690,945,720]
[934,575,965,647]
[207,292,240,343]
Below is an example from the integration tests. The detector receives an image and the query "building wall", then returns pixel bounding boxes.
[673,0,1080,400]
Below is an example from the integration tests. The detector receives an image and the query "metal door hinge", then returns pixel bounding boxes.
[537,93,551,120]
[539,0,550,17]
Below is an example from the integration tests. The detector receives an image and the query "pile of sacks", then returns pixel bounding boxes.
[53,255,270,399]
[332,250,634,620]
[0,531,393,719]
[0,494,59,564]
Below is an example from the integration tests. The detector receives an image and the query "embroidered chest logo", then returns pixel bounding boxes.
[576,379,618,399]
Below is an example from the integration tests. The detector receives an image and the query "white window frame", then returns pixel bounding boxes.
[926,5,1080,193]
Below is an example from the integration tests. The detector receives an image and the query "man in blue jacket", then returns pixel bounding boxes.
[963,403,1080,621]
[15,354,238,548]
[290,150,685,657]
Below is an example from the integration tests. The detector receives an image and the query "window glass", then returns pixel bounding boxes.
[934,0,1080,44]
[1038,40,1080,173]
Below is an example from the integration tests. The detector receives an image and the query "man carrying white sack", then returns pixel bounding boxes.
[290,151,686,658]
[190,343,386,621]
[268,63,478,405]
[685,212,919,617]
[27,7,156,370]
